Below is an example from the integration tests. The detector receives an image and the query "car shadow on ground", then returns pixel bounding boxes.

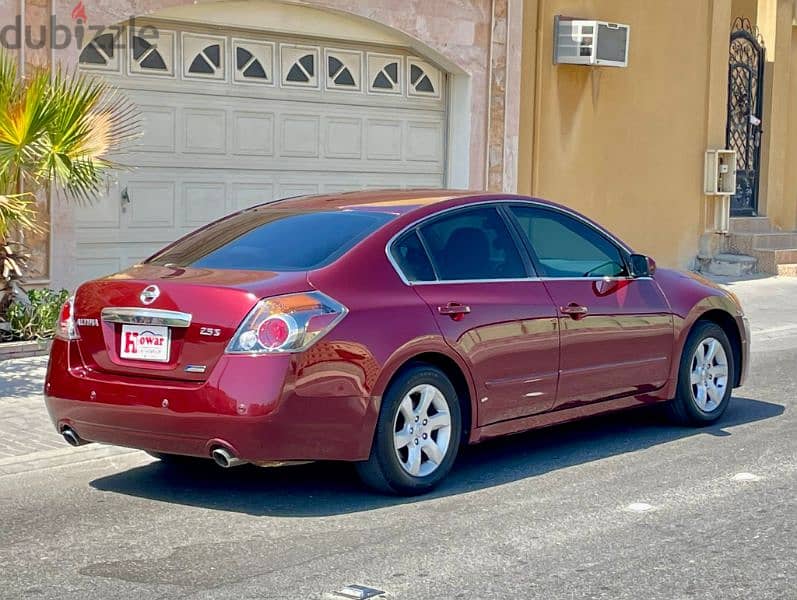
[90,396,783,517]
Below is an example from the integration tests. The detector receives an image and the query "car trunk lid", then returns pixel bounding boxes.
[72,264,310,381]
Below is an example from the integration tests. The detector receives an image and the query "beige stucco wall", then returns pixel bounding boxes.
[732,0,760,20]
[519,0,733,269]
[776,15,797,232]
[784,25,797,231]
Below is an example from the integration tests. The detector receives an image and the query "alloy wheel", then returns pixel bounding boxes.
[392,384,452,477]
[689,337,729,412]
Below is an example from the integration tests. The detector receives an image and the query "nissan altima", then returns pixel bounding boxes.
[44,190,749,494]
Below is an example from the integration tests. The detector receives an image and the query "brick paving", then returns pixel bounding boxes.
[0,356,66,459]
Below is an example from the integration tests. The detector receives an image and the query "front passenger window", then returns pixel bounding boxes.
[509,206,627,278]
[419,207,526,281]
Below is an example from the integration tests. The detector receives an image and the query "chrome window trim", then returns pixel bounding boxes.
[390,275,652,287]
[101,307,193,328]
[407,277,542,286]
[385,198,635,286]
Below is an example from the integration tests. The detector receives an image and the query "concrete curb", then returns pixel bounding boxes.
[0,340,52,361]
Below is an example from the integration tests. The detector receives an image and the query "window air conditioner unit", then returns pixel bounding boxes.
[554,16,630,68]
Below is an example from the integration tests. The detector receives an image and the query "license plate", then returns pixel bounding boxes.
[120,324,171,362]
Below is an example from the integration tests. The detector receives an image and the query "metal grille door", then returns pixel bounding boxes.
[726,18,765,216]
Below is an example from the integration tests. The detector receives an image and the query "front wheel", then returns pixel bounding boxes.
[356,365,462,495]
[667,321,734,426]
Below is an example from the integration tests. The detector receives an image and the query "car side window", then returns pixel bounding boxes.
[509,206,627,278]
[392,230,436,282]
[418,207,526,281]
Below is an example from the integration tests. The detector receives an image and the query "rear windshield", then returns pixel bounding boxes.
[147,209,394,271]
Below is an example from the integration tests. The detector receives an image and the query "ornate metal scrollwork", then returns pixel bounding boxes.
[726,18,765,215]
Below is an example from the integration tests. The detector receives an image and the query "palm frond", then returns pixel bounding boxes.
[0,51,18,105]
[0,193,42,240]
[0,50,140,208]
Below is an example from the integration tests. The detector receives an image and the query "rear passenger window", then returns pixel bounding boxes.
[392,231,436,282]
[147,209,394,272]
[419,207,526,281]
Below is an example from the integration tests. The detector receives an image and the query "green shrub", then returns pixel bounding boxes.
[4,289,70,341]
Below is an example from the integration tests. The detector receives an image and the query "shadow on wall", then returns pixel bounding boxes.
[90,395,783,518]
[555,65,591,145]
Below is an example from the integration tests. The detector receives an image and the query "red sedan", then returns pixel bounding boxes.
[45,190,749,494]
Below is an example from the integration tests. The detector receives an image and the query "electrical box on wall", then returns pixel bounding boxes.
[704,149,737,196]
[554,16,630,67]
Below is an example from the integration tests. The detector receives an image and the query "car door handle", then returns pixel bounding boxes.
[438,303,471,321]
[560,303,589,319]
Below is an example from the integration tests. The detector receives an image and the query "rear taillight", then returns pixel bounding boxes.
[226,291,347,354]
[55,296,79,340]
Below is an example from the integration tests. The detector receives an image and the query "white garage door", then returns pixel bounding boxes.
[73,22,448,283]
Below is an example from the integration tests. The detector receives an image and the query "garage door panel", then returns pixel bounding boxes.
[324,117,362,159]
[182,182,228,227]
[135,106,176,153]
[231,182,276,211]
[231,112,275,156]
[75,256,122,282]
[127,181,176,229]
[183,109,227,154]
[124,244,165,266]
[279,182,320,197]
[76,243,163,272]
[74,184,121,229]
[74,228,173,245]
[366,120,403,160]
[406,121,444,163]
[280,114,321,157]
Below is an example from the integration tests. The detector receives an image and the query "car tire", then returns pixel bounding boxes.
[667,321,735,426]
[356,364,462,495]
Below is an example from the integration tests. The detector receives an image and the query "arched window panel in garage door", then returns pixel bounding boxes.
[182,32,226,81]
[78,30,121,73]
[129,28,175,77]
[407,57,441,99]
[324,48,362,92]
[368,52,402,95]
[280,44,319,89]
[233,38,274,85]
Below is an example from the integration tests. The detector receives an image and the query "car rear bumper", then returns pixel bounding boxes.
[44,340,377,462]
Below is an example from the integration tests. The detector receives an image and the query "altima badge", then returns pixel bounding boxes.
[140,285,160,305]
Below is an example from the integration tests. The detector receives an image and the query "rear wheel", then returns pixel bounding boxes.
[667,321,734,426]
[356,365,462,495]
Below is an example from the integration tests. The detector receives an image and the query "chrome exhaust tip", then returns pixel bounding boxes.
[211,447,246,468]
[62,427,82,447]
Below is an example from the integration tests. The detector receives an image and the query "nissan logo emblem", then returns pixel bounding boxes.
[140,285,160,305]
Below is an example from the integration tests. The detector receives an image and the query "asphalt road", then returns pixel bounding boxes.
[1,278,795,600]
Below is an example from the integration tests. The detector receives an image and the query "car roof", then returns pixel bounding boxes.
[265,189,634,256]
[264,189,546,216]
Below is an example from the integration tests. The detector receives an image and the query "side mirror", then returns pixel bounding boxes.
[629,254,656,278]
